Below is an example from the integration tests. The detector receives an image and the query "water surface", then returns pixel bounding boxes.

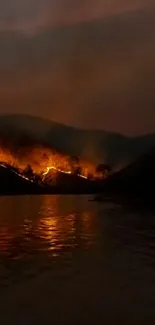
[0,195,155,324]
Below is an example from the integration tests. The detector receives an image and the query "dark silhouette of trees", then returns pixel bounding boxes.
[34,173,43,185]
[87,173,93,180]
[69,156,82,175]
[96,163,111,178]
[23,164,34,179]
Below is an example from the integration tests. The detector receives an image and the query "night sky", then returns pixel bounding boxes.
[0,0,155,135]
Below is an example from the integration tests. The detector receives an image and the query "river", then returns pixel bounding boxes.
[0,195,155,324]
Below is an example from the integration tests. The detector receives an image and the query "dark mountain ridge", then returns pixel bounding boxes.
[0,114,155,169]
[99,149,155,200]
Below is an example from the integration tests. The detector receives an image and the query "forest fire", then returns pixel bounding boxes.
[0,146,110,185]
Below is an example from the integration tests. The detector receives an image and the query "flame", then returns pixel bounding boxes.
[0,146,107,184]
[43,166,72,178]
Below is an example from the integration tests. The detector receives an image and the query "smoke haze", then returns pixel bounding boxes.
[0,0,154,135]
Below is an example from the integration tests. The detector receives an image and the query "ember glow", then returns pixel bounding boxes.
[0,146,107,184]
[42,166,72,178]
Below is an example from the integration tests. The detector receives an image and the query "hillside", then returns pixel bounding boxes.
[0,115,155,169]
[0,164,43,195]
[0,163,102,195]
[1,116,155,196]
[99,149,155,199]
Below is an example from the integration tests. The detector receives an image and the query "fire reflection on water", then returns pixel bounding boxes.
[0,195,96,260]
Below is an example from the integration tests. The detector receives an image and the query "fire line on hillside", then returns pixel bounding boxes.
[0,147,110,185]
